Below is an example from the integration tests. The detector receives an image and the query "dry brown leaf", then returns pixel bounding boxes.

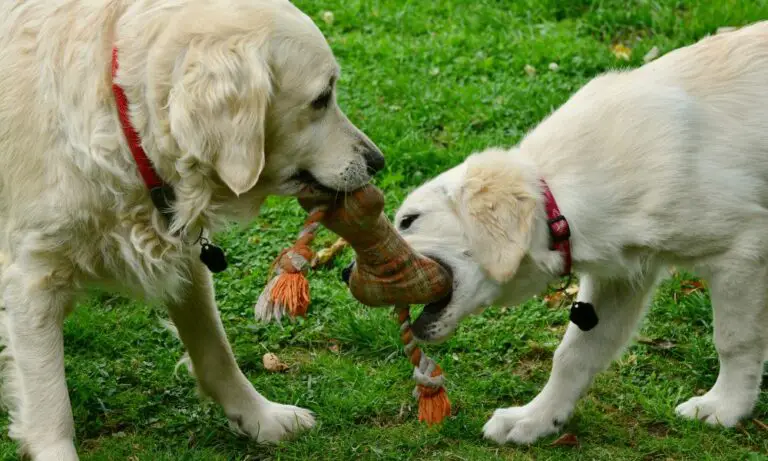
[551,433,579,447]
[262,353,289,372]
[543,291,565,307]
[681,279,706,295]
[611,43,632,61]
[565,284,579,296]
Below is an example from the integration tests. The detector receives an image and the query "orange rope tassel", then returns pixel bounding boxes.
[416,367,451,424]
[270,272,310,318]
[398,306,451,425]
[254,209,325,323]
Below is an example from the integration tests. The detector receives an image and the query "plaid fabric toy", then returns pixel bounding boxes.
[254,185,453,425]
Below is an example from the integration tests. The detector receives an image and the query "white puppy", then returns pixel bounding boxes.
[0,0,383,459]
[395,22,768,444]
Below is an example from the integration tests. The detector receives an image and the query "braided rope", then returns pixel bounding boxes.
[397,306,451,424]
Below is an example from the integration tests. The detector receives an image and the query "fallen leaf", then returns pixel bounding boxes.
[262,353,289,372]
[681,279,706,295]
[329,341,340,354]
[543,291,565,307]
[565,284,579,296]
[524,64,536,76]
[551,433,579,447]
[643,46,660,63]
[611,43,632,61]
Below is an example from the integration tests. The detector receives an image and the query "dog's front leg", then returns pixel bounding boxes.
[483,273,658,445]
[2,262,78,461]
[166,260,314,443]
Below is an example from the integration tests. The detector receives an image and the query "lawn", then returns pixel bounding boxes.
[2,1,768,460]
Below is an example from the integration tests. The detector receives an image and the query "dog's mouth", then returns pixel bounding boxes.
[291,169,340,196]
[410,291,454,342]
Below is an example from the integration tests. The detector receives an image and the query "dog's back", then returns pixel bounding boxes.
[519,21,768,262]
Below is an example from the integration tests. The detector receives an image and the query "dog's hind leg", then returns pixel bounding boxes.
[0,256,78,461]
[483,272,660,445]
[675,259,767,427]
[165,260,315,443]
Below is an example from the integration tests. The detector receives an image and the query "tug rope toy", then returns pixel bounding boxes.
[254,208,324,322]
[254,185,453,425]
[397,306,451,424]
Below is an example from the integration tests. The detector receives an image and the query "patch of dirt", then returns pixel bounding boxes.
[645,422,670,438]
[512,358,548,378]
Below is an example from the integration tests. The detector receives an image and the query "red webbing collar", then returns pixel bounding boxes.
[540,179,572,276]
[111,47,164,190]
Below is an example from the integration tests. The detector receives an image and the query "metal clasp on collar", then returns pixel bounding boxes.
[546,215,570,250]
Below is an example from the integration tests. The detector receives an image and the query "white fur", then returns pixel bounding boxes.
[0,0,383,459]
[395,22,768,444]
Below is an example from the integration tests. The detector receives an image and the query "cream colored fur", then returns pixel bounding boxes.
[0,0,383,459]
[395,22,768,444]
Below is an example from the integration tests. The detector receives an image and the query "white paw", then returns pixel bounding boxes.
[32,439,79,461]
[675,393,748,427]
[229,401,315,443]
[482,404,568,445]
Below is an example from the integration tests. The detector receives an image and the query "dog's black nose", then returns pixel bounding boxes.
[364,148,385,176]
[341,261,355,285]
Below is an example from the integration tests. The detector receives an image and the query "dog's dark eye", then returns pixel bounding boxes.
[311,90,332,110]
[399,213,420,230]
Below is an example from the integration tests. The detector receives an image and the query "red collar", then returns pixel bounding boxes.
[540,179,572,276]
[111,47,175,220]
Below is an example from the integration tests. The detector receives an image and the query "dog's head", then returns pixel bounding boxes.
[145,0,383,229]
[394,148,554,342]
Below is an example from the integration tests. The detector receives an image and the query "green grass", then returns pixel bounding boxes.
[3,1,768,459]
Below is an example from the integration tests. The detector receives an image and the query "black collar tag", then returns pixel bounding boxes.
[570,302,598,331]
[149,186,228,274]
[199,238,228,273]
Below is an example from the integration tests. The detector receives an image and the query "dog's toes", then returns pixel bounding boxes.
[31,439,79,461]
[482,409,515,444]
[675,393,746,427]
[230,402,315,443]
[483,405,561,445]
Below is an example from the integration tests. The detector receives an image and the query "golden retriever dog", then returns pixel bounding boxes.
[0,0,383,459]
[393,22,768,444]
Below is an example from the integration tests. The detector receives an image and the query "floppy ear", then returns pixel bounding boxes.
[453,149,537,283]
[169,39,271,195]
